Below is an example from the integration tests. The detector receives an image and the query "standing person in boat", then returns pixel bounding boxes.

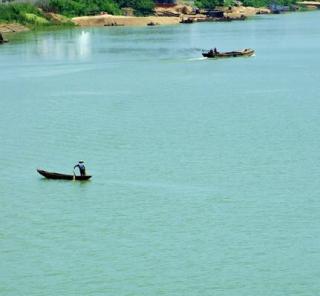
[214,47,218,54]
[74,161,86,176]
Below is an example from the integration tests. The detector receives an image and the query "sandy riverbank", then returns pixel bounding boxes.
[0,5,271,33]
[72,5,271,27]
[224,6,270,18]
[72,15,181,27]
[0,23,29,34]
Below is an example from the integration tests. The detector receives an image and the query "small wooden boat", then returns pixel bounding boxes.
[37,169,92,181]
[180,18,194,24]
[0,33,8,44]
[202,48,255,58]
[147,21,158,26]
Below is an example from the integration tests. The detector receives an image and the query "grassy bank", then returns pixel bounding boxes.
[0,3,74,28]
[0,0,156,28]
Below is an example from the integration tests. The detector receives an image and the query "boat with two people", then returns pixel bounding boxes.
[202,48,255,58]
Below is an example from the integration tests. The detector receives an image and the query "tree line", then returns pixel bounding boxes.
[38,0,155,16]
[195,0,297,8]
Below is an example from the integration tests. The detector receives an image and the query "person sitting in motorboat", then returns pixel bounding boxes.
[74,161,86,176]
[208,48,218,56]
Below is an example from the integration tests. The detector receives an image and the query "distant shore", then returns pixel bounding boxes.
[72,5,271,27]
[0,3,316,35]
[0,3,273,34]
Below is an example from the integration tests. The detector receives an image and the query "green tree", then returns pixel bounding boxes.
[116,0,154,15]
[134,0,154,15]
[194,0,224,9]
[0,3,48,24]
[45,0,120,16]
[242,0,297,7]
[43,0,154,16]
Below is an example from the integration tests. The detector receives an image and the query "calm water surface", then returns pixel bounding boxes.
[1,11,320,295]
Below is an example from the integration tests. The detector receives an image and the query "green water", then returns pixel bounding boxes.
[1,11,320,295]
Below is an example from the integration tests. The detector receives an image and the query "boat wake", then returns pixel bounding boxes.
[188,57,207,61]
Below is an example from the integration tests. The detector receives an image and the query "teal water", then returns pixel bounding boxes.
[1,11,320,295]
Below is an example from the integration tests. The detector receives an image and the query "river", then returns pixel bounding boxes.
[1,11,320,295]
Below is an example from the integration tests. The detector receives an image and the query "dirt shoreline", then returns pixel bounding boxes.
[0,5,272,34]
[72,15,181,27]
[72,6,271,27]
[0,23,29,34]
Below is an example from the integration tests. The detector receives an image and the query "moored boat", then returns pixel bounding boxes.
[180,18,194,24]
[0,33,8,44]
[37,169,92,181]
[202,48,255,58]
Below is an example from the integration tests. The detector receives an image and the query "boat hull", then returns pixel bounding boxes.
[202,48,255,58]
[37,169,92,181]
[0,33,8,44]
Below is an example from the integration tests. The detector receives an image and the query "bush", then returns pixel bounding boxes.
[24,13,50,24]
[242,0,297,7]
[132,0,155,15]
[93,0,122,14]
[43,0,153,16]
[194,0,224,9]
[44,0,85,16]
[0,3,49,24]
[242,0,269,7]
[43,0,121,16]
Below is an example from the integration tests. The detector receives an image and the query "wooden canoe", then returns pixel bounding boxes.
[37,169,92,181]
[0,33,8,44]
[202,48,255,58]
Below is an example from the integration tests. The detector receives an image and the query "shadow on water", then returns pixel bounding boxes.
[38,177,92,186]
